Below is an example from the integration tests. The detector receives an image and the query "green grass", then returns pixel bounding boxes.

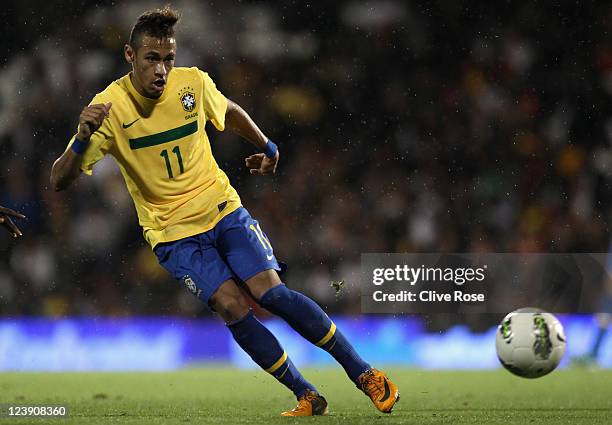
[1,368,611,424]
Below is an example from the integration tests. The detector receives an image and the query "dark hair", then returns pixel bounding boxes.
[129,5,181,49]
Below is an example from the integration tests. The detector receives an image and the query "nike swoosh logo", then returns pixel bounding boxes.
[266,253,274,261]
[122,118,140,128]
[379,378,391,403]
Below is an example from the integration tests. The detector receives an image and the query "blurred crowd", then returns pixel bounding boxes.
[1,1,611,319]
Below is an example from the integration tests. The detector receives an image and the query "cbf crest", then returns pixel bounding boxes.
[178,86,196,112]
[182,275,201,298]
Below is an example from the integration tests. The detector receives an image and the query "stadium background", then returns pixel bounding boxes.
[0,0,611,369]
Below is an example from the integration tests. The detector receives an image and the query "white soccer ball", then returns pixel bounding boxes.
[495,307,566,378]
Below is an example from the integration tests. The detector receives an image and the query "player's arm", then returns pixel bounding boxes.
[225,99,279,176]
[0,205,26,238]
[50,102,112,191]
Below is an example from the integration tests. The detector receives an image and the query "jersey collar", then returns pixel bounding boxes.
[125,71,171,105]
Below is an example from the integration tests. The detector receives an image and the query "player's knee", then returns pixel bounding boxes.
[246,270,282,300]
[212,292,250,322]
[258,283,294,310]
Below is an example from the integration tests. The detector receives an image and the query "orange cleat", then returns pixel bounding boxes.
[357,368,400,413]
[281,389,329,417]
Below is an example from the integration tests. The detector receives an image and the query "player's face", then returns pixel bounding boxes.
[126,35,176,98]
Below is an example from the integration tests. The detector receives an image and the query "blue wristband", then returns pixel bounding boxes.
[263,139,278,158]
[71,138,90,155]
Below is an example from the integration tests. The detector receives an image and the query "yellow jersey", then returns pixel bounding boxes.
[66,67,241,248]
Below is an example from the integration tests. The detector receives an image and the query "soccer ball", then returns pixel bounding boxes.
[495,307,566,378]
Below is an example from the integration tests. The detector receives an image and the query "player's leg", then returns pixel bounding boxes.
[217,207,399,413]
[590,313,611,359]
[574,303,611,366]
[249,272,399,413]
[217,283,327,417]
[154,232,326,416]
[247,270,371,381]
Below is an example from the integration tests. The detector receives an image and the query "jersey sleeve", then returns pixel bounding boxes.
[65,96,115,176]
[200,70,228,131]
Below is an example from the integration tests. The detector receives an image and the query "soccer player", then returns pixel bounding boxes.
[0,205,25,237]
[50,6,399,416]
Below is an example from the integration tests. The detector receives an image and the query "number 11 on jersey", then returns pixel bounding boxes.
[160,146,184,179]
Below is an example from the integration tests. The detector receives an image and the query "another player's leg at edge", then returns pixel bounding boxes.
[212,269,399,416]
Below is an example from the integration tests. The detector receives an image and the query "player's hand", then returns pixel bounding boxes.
[0,205,26,238]
[245,151,279,176]
[77,102,112,140]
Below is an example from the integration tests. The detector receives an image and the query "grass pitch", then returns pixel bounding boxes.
[1,368,611,424]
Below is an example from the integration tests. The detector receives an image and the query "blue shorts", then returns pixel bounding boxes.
[154,207,282,307]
